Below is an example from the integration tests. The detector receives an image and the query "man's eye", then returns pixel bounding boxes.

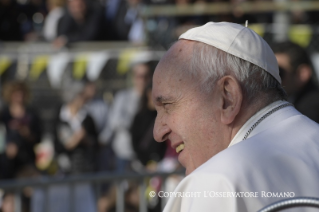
[163,103,172,111]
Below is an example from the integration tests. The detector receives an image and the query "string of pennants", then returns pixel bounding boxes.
[0,48,164,88]
[0,24,314,87]
[248,24,312,48]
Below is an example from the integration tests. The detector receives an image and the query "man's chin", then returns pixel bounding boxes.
[178,150,197,175]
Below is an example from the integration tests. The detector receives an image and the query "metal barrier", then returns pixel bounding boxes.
[0,171,184,212]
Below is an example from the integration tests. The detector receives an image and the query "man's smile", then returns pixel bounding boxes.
[176,143,185,153]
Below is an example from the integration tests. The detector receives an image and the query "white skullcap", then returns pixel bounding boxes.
[179,22,281,83]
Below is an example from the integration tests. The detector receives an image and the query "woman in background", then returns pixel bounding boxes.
[130,83,167,171]
[0,81,42,179]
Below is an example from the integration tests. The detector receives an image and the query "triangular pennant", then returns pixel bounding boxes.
[30,55,49,80]
[117,49,139,75]
[73,54,88,80]
[47,53,71,88]
[0,56,12,76]
[87,52,110,81]
[248,24,265,37]
[289,25,312,48]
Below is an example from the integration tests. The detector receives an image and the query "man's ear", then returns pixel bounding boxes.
[217,76,243,125]
[296,64,312,85]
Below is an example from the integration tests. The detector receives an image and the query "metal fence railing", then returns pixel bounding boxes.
[0,171,185,212]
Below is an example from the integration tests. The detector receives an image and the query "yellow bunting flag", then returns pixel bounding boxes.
[289,25,312,48]
[0,56,12,76]
[30,55,49,80]
[117,49,138,75]
[73,55,87,80]
[248,24,265,37]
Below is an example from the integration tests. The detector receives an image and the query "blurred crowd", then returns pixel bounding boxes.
[1,40,319,211]
[0,62,183,212]
[1,0,319,48]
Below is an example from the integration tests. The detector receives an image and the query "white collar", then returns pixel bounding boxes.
[228,100,290,148]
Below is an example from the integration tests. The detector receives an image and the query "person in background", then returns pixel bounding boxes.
[130,83,167,172]
[82,82,109,134]
[113,0,145,43]
[104,0,122,40]
[81,81,114,172]
[53,84,98,212]
[272,41,319,123]
[0,81,42,179]
[129,83,168,212]
[0,192,14,212]
[43,0,66,41]
[54,0,104,48]
[101,63,151,173]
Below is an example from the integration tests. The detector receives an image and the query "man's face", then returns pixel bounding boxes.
[68,0,86,19]
[152,41,227,175]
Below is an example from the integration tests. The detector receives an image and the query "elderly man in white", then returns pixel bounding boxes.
[152,22,319,211]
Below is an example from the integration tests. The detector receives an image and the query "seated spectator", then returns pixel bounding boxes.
[0,81,42,179]
[54,0,104,48]
[273,41,319,123]
[130,83,166,171]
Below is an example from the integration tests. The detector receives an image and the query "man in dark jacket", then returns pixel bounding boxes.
[54,0,104,47]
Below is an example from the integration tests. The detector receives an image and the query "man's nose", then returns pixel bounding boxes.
[153,116,170,142]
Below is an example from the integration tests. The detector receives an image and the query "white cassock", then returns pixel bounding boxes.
[163,100,319,212]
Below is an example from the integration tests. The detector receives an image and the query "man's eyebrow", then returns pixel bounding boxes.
[155,96,173,103]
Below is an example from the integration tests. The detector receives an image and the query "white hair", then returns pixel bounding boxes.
[190,42,287,103]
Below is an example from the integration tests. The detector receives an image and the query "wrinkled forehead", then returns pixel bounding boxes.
[162,40,193,69]
[154,40,194,82]
[152,41,197,100]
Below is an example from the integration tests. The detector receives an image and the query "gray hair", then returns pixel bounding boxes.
[191,42,287,103]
